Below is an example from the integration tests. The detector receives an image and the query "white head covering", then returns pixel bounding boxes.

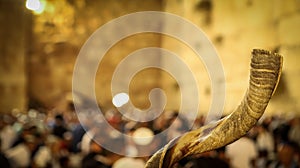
[112,157,145,168]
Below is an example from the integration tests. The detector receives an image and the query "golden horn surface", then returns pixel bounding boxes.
[145,49,283,168]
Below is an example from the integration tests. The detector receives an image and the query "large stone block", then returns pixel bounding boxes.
[0,0,29,113]
[278,13,300,46]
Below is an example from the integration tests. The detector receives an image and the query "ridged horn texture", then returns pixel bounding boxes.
[145,49,283,168]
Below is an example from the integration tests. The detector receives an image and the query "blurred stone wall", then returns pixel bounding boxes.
[29,0,162,111]
[0,0,31,113]
[1,0,299,116]
[162,0,300,116]
[210,0,300,116]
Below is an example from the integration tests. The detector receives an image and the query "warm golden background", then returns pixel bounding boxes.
[0,0,300,117]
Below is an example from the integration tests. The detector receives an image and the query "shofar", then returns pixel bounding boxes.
[145,49,283,168]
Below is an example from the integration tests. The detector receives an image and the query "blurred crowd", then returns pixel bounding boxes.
[0,107,299,168]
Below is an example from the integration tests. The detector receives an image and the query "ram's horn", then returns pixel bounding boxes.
[145,49,283,168]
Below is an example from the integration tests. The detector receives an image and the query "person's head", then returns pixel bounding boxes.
[257,124,268,133]
[24,134,37,151]
[90,139,103,153]
[59,156,69,167]
[55,114,64,126]
[277,142,297,166]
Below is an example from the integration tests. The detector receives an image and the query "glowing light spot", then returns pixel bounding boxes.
[112,93,129,107]
[26,0,40,11]
[25,0,46,14]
